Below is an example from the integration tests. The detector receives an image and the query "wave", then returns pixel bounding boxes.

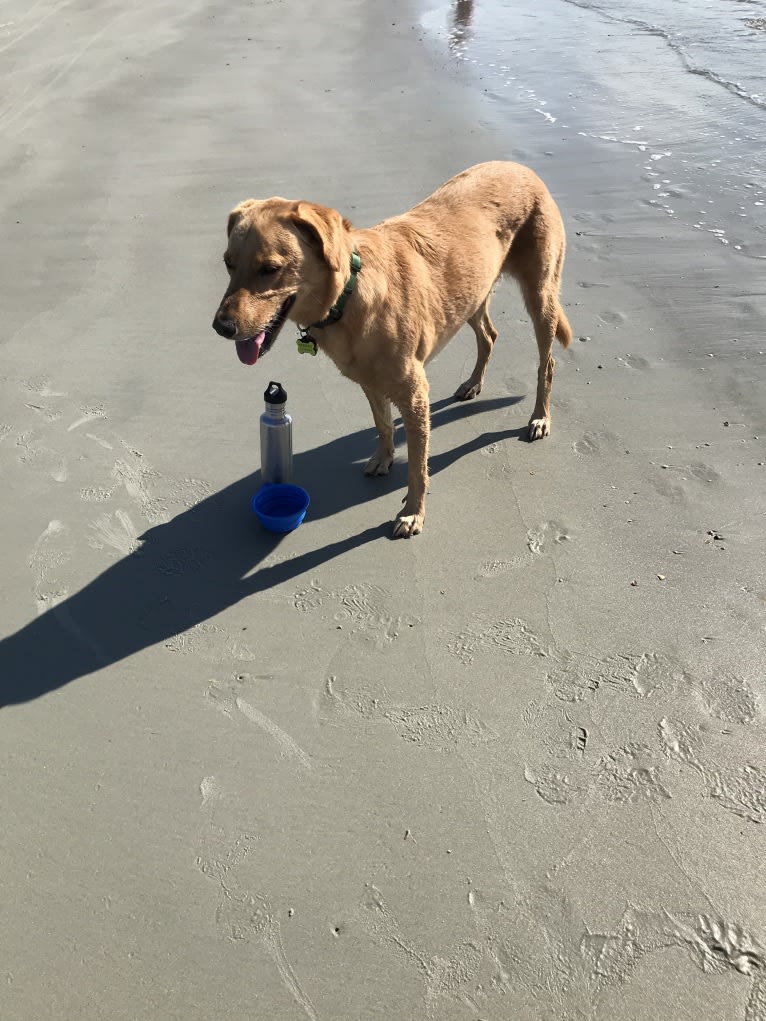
[559,0,766,110]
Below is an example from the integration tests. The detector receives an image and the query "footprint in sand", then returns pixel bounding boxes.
[652,459,721,501]
[524,737,673,808]
[294,579,324,612]
[359,882,484,1008]
[9,381,103,481]
[615,353,650,371]
[163,619,255,662]
[685,461,721,484]
[598,309,627,327]
[205,672,267,718]
[79,485,114,503]
[319,677,495,753]
[572,430,621,458]
[15,429,68,482]
[446,616,547,666]
[475,557,523,578]
[88,509,141,558]
[697,672,758,725]
[526,645,762,824]
[28,519,73,615]
[526,519,572,555]
[659,716,766,824]
[195,823,318,1021]
[546,650,677,704]
[593,742,672,803]
[297,581,419,646]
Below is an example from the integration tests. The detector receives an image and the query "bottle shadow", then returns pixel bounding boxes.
[0,393,526,707]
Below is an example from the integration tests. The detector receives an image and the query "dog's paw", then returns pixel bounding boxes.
[454,380,482,401]
[392,512,424,538]
[528,416,551,441]
[364,451,393,476]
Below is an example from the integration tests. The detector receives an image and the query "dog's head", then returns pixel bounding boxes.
[212,197,352,365]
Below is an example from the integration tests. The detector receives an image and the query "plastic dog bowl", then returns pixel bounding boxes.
[251,484,310,533]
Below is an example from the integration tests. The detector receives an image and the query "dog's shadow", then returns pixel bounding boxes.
[0,394,525,707]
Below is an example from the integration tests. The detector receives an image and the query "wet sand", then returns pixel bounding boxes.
[1,0,765,1018]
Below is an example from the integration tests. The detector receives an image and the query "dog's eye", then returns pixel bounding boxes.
[258,264,280,277]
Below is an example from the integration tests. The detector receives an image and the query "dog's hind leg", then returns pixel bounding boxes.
[363,386,395,476]
[516,276,558,440]
[454,292,499,401]
[509,214,571,440]
[518,270,569,440]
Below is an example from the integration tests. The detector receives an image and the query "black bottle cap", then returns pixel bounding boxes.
[264,381,287,404]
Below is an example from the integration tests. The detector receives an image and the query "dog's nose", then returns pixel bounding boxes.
[212,315,237,339]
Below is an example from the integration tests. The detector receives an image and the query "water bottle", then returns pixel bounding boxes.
[260,381,293,484]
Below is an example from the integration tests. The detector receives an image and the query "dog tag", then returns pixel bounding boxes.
[296,332,318,356]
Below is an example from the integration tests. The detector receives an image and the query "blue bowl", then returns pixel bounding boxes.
[251,483,310,533]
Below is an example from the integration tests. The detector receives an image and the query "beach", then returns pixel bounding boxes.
[1,0,765,1017]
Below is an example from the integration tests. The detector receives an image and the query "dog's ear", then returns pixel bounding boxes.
[290,202,348,273]
[227,200,258,237]
[227,203,249,237]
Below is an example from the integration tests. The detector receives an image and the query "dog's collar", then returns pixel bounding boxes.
[313,249,362,328]
[297,249,361,355]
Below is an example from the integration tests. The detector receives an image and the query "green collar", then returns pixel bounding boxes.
[297,249,361,355]
[313,249,361,328]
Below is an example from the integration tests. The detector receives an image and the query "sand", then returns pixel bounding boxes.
[1,0,765,1018]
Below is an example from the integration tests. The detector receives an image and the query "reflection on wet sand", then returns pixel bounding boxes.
[450,0,474,50]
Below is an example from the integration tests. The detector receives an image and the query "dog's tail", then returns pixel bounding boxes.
[556,304,572,348]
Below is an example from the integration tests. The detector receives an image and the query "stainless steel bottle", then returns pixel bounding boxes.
[260,381,293,484]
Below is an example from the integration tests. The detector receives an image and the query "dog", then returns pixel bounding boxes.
[212,161,571,537]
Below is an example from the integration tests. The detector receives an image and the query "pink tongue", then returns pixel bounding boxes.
[235,331,266,366]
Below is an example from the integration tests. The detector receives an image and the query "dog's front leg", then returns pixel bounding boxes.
[362,387,394,476]
[392,370,429,538]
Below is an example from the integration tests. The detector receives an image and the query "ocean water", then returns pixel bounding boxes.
[422,0,766,259]
[562,0,766,108]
